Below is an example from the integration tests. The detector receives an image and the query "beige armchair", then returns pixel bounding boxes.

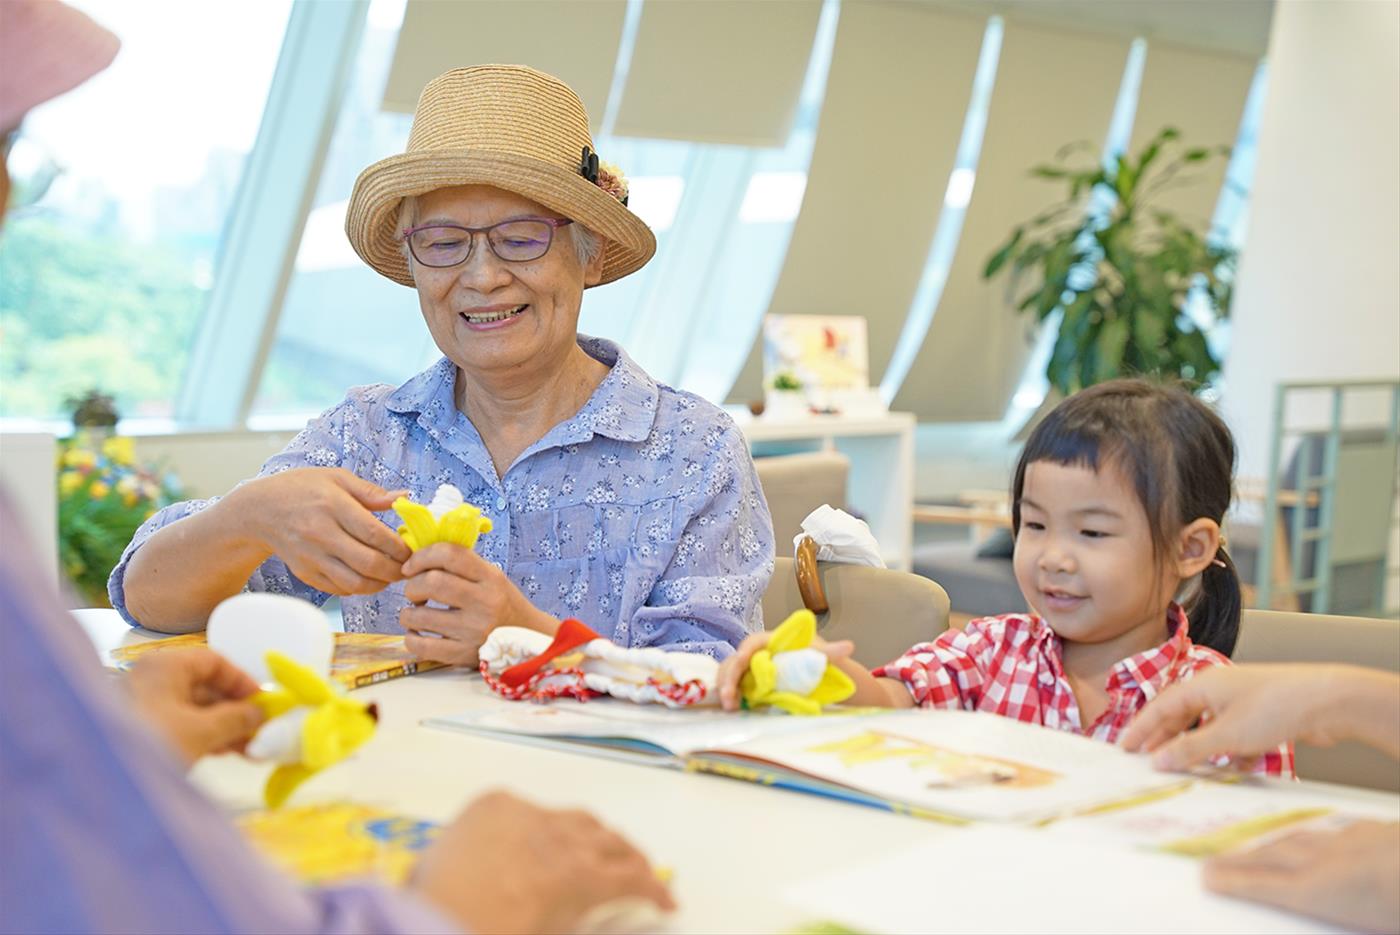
[753,451,850,550]
[763,555,950,670]
[1235,609,1400,791]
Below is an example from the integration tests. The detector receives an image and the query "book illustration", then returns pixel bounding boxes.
[1045,780,1400,859]
[237,802,439,884]
[109,631,445,690]
[804,730,1059,790]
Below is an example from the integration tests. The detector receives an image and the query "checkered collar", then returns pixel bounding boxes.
[1105,603,1193,700]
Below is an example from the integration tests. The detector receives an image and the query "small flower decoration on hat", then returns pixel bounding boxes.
[580,145,629,206]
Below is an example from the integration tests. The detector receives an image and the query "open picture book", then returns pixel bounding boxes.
[425,702,1185,824]
[109,631,445,690]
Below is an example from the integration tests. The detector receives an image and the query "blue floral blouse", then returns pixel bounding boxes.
[110,337,774,659]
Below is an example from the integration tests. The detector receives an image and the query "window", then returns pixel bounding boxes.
[0,0,293,423]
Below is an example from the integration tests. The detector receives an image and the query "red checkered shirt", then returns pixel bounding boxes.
[872,603,1294,777]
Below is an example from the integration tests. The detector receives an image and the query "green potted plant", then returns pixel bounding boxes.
[57,390,182,606]
[983,126,1236,395]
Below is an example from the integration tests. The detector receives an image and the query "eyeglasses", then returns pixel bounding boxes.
[402,216,573,268]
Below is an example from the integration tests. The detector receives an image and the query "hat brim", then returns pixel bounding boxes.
[345,150,656,288]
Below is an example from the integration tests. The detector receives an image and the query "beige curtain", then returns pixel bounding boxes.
[612,0,822,146]
[1128,40,1256,226]
[726,1,987,404]
[891,20,1130,421]
[382,0,627,128]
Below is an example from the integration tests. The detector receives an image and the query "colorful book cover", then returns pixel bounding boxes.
[109,631,445,690]
[236,802,439,884]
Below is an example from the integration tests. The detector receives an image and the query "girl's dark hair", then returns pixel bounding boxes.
[1010,379,1240,656]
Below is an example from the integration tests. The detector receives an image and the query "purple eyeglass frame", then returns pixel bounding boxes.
[401,216,573,267]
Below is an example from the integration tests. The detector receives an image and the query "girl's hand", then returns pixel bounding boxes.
[232,467,411,596]
[715,630,854,711]
[399,542,560,668]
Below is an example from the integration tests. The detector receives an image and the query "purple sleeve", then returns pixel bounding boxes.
[0,495,460,935]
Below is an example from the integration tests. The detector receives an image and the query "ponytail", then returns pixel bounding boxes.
[1188,546,1241,657]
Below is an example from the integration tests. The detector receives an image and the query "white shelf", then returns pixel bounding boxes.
[730,410,915,572]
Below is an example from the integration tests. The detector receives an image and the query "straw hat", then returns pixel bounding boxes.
[0,0,120,132]
[346,65,656,288]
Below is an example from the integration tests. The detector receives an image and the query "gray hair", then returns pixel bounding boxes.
[397,195,601,269]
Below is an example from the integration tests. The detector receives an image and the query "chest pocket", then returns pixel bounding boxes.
[509,497,677,563]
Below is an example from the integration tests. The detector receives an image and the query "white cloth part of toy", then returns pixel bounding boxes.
[772,647,830,696]
[246,708,309,764]
[794,504,885,568]
[426,483,463,518]
[479,626,721,707]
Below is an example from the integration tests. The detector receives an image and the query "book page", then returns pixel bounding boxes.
[426,697,839,760]
[700,709,1181,822]
[1045,780,1400,857]
[783,826,1344,934]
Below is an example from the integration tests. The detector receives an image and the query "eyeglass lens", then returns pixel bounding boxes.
[407,219,556,267]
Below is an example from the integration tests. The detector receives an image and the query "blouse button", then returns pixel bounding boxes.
[495,496,508,512]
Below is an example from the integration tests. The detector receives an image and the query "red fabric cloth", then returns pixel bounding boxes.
[498,618,600,688]
[873,604,1295,778]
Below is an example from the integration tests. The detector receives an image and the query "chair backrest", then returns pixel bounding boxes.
[1235,609,1400,791]
[0,432,58,585]
[764,556,950,669]
[754,451,850,550]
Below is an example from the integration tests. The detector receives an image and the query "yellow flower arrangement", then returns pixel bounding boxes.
[57,430,181,606]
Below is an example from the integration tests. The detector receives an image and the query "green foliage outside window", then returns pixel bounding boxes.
[0,216,205,418]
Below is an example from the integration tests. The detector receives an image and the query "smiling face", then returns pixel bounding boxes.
[1012,459,1180,654]
[408,184,604,379]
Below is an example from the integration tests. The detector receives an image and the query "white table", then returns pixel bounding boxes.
[86,613,1399,934]
[732,410,915,571]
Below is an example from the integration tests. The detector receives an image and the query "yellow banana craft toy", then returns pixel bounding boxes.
[392,483,492,551]
[248,652,379,808]
[740,609,856,715]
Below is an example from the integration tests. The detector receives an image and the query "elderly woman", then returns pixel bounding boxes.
[114,65,774,662]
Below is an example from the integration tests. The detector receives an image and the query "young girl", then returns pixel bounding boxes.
[719,379,1293,776]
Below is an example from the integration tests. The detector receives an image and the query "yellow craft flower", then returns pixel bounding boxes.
[88,480,111,499]
[393,486,493,552]
[252,652,378,809]
[740,609,856,715]
[101,435,137,466]
[59,471,83,495]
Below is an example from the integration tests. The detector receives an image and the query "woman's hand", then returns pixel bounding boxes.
[399,543,559,667]
[231,467,411,597]
[127,648,265,768]
[413,790,675,935]
[1122,664,1398,770]
[714,630,854,712]
[1203,820,1400,933]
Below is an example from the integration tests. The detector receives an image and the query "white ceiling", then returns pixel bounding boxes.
[929,0,1275,57]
